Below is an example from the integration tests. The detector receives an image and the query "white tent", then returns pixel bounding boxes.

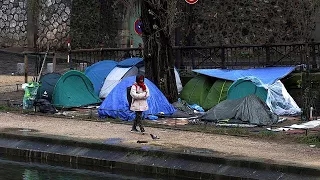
[99,66,183,99]
[99,66,138,98]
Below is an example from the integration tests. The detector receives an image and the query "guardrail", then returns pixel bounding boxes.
[69,43,320,70]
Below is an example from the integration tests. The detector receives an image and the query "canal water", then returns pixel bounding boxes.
[0,156,181,180]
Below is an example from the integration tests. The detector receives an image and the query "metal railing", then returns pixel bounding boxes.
[69,42,320,70]
[70,47,143,66]
[173,43,320,70]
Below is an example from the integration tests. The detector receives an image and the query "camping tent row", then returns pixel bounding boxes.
[84,57,182,98]
[37,71,176,121]
[36,57,180,120]
[180,67,301,116]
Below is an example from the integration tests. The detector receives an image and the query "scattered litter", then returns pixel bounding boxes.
[137,140,148,143]
[277,117,287,123]
[286,120,320,129]
[267,127,291,132]
[267,120,320,132]
[147,115,158,120]
[310,145,316,148]
[216,123,257,128]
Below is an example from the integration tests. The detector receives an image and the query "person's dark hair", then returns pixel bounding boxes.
[136,74,144,83]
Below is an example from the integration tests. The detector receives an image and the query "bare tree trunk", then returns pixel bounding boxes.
[141,0,178,103]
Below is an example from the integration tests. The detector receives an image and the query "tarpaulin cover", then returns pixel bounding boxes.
[201,95,278,125]
[118,57,143,67]
[98,76,176,121]
[228,76,301,115]
[84,60,117,96]
[193,67,296,85]
[23,82,40,109]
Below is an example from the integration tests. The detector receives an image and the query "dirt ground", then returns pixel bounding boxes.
[0,75,27,106]
[0,112,319,169]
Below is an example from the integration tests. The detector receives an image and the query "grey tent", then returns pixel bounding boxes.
[201,95,278,126]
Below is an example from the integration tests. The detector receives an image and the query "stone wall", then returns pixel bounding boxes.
[0,0,319,49]
[190,0,318,46]
[37,0,71,50]
[0,0,28,47]
[0,0,71,50]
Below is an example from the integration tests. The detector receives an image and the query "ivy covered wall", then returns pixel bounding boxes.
[69,0,127,49]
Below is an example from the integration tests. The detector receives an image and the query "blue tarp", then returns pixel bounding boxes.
[118,57,143,67]
[84,60,117,96]
[98,76,176,121]
[193,67,296,85]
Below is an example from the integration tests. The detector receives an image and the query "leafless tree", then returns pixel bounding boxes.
[114,0,182,102]
[141,0,182,102]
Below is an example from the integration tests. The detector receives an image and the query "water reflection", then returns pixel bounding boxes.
[23,170,40,180]
[0,157,179,180]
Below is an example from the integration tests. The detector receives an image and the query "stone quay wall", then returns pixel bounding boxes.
[0,0,28,47]
[0,0,71,50]
[37,0,71,50]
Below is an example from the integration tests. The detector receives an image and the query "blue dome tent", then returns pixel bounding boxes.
[98,76,176,121]
[84,60,118,96]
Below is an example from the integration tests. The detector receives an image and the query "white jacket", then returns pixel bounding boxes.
[130,83,150,112]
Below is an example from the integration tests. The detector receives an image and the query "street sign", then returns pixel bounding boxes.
[134,19,142,35]
[185,0,198,4]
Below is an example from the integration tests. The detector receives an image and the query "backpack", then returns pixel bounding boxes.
[127,84,137,107]
[33,99,56,114]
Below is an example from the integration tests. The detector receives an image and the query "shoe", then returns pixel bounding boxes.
[131,128,139,133]
[140,127,145,133]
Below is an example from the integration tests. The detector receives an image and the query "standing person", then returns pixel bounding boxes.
[130,75,150,133]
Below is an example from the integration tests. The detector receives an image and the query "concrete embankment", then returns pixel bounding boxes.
[0,133,319,180]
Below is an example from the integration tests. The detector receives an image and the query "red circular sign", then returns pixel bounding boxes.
[134,19,142,35]
[185,0,198,4]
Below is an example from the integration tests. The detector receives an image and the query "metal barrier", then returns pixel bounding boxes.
[70,47,143,66]
[70,43,320,70]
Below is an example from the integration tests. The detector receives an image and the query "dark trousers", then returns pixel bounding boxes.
[132,111,144,131]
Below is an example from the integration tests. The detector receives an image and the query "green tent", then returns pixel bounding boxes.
[227,77,267,102]
[180,75,232,110]
[52,70,102,108]
[202,79,232,110]
[180,75,213,107]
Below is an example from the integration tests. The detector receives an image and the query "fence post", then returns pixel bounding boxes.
[174,47,181,69]
[24,54,28,83]
[311,42,317,69]
[100,48,103,61]
[221,46,226,69]
[191,49,195,69]
[68,49,73,70]
[52,52,56,72]
[265,44,270,66]
[301,43,311,121]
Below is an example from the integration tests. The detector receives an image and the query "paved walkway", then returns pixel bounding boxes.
[0,112,319,170]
